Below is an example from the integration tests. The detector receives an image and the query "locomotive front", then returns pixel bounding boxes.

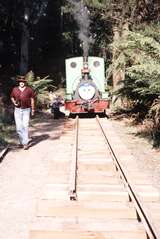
[65,56,109,114]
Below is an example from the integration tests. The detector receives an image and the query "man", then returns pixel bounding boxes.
[11,75,35,150]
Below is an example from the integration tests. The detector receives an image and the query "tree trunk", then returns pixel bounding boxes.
[20,23,29,74]
[112,26,120,91]
[112,23,129,108]
[112,26,122,109]
[120,22,129,83]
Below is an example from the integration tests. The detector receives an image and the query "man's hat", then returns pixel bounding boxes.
[16,75,27,82]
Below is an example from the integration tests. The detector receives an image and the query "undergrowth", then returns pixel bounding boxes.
[110,108,160,148]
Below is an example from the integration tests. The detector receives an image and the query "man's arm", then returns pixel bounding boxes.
[11,97,19,107]
[11,89,17,106]
[31,98,35,116]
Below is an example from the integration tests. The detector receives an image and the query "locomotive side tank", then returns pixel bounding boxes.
[65,56,109,113]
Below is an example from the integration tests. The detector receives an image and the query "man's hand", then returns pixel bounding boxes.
[11,98,19,107]
[31,98,35,116]
[31,109,35,116]
[14,102,19,107]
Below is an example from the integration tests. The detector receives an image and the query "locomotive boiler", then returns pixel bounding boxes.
[65,56,109,114]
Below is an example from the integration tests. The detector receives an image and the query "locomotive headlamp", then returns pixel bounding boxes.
[78,83,96,100]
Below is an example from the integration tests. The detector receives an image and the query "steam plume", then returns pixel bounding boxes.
[68,0,93,57]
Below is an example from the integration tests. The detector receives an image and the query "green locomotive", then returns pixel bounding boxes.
[65,56,109,113]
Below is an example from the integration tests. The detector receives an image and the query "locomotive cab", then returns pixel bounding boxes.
[65,56,109,114]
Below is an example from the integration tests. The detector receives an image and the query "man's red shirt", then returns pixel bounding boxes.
[11,86,35,109]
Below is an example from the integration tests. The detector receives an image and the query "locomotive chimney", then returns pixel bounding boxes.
[82,55,90,80]
[83,55,88,64]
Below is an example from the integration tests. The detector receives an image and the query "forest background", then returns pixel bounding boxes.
[0,0,160,147]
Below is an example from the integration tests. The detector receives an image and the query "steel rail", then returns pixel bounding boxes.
[0,146,9,162]
[68,116,79,200]
[96,115,159,239]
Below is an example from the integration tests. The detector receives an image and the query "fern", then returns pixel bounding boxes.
[109,26,160,130]
[25,71,55,108]
[109,28,160,97]
[149,98,160,125]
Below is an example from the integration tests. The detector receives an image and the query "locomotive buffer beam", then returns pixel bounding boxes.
[83,101,94,111]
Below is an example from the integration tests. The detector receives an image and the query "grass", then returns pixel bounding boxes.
[109,109,160,148]
[0,110,54,149]
[0,123,16,148]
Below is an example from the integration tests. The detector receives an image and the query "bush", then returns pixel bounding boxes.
[25,71,56,110]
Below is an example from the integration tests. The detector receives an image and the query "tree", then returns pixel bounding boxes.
[0,0,49,74]
[16,0,49,74]
[85,0,160,88]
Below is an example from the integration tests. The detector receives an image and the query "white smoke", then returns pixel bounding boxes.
[68,0,94,57]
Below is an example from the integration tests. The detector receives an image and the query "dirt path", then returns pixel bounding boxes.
[0,112,160,239]
[0,113,65,239]
[109,118,160,189]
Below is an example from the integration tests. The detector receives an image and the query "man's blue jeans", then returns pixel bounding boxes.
[14,107,31,145]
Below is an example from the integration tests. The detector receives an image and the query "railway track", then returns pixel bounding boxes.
[0,146,9,162]
[29,116,160,239]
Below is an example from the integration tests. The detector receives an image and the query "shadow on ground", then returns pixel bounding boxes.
[28,134,49,148]
[9,111,66,151]
[69,112,107,119]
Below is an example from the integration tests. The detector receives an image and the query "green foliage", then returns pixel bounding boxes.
[0,108,13,146]
[25,71,55,108]
[149,98,160,127]
[108,24,160,145]
[126,32,160,100]
[85,0,106,9]
[148,98,160,147]
[137,23,160,45]
[109,27,160,100]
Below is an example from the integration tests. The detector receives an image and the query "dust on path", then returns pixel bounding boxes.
[109,118,160,189]
[0,112,66,239]
[0,112,160,239]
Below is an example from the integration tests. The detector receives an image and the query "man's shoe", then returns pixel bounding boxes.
[23,145,29,150]
[17,144,23,148]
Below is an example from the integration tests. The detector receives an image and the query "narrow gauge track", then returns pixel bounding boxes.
[0,146,9,162]
[30,116,160,239]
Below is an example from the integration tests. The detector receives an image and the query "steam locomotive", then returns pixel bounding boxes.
[65,56,109,114]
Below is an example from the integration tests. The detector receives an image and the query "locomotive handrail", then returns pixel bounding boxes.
[68,116,79,200]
